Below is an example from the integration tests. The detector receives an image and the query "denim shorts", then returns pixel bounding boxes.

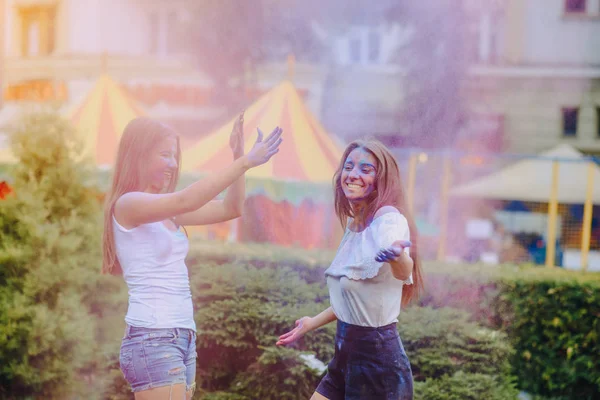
[119,324,197,394]
[316,320,413,400]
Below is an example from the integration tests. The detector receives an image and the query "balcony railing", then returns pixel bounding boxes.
[4,53,205,84]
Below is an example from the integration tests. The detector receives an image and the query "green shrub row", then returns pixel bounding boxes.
[420,263,600,399]
[136,260,516,399]
[187,240,600,399]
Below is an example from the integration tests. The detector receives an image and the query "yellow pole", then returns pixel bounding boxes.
[581,162,594,271]
[545,161,559,267]
[406,153,417,216]
[437,155,451,261]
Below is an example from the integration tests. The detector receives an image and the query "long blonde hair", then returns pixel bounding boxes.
[101,117,181,275]
[333,139,423,306]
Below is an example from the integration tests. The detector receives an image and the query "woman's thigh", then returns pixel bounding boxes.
[120,327,192,394]
[134,383,186,400]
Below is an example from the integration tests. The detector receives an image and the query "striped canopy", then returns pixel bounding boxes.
[182,81,343,183]
[69,74,144,167]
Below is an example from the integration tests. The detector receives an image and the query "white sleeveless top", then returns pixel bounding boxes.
[113,216,195,331]
[324,210,413,327]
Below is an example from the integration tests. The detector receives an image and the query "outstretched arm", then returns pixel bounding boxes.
[276,307,337,346]
[376,240,413,281]
[174,112,250,226]
[115,126,282,228]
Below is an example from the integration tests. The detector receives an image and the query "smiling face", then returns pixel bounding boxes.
[145,135,178,194]
[341,148,378,204]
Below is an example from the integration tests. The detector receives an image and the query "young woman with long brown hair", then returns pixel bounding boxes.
[102,113,282,400]
[277,139,423,400]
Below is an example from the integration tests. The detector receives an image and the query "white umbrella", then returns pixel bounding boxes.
[451,144,600,204]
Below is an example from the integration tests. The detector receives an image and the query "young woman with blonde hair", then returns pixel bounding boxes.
[102,113,282,399]
[277,139,422,400]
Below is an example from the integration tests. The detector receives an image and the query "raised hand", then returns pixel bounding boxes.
[245,126,283,168]
[276,316,311,346]
[375,240,412,263]
[229,111,245,159]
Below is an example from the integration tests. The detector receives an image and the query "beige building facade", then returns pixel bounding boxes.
[1,0,208,109]
[466,0,600,154]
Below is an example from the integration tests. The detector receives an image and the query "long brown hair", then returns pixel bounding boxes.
[333,139,423,306]
[101,117,181,275]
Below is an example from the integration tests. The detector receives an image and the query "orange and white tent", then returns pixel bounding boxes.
[183,80,346,249]
[1,74,143,198]
[182,80,342,183]
[0,75,143,168]
[69,74,145,167]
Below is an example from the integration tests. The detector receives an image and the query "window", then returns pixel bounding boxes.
[148,13,159,54]
[368,31,381,63]
[27,22,40,56]
[167,11,178,54]
[562,107,579,137]
[18,6,57,56]
[338,27,388,65]
[565,0,586,13]
[344,29,383,65]
[349,38,361,64]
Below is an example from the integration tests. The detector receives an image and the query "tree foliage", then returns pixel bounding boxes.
[0,111,126,399]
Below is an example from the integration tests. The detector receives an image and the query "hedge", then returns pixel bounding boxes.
[186,239,600,399]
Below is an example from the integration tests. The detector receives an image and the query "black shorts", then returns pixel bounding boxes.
[316,320,413,400]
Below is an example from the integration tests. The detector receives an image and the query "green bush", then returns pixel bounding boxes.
[186,239,332,284]
[414,371,518,400]
[400,307,514,380]
[187,241,599,399]
[191,262,334,392]
[0,111,104,398]
[183,251,517,399]
[421,263,600,399]
[229,346,322,400]
[496,279,600,399]
[420,262,599,326]
[0,111,128,399]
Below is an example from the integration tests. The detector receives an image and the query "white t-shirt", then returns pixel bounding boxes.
[113,216,195,331]
[324,210,413,327]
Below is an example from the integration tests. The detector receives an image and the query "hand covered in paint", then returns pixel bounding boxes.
[276,316,311,346]
[245,126,283,168]
[229,111,245,159]
[375,240,412,263]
